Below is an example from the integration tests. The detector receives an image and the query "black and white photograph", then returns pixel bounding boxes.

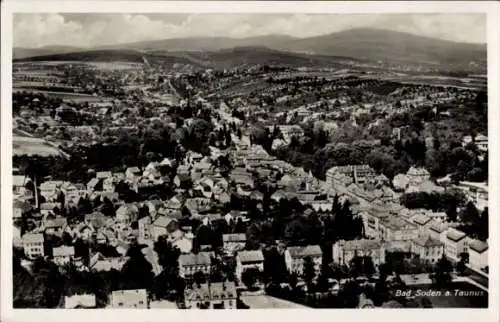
[1,1,497,316]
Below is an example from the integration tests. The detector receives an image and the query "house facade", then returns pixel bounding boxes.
[444,228,467,261]
[332,239,385,267]
[184,282,237,309]
[22,233,44,259]
[235,250,264,282]
[179,252,213,278]
[222,233,246,253]
[411,237,444,263]
[468,239,488,270]
[284,245,323,276]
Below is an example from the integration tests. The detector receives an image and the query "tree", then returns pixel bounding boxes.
[433,255,453,286]
[193,270,206,286]
[446,201,458,222]
[460,201,480,224]
[121,243,154,291]
[241,267,260,290]
[302,256,316,292]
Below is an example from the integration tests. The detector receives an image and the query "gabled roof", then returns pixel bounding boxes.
[126,167,141,174]
[45,217,67,229]
[22,233,44,243]
[237,250,264,263]
[40,202,61,211]
[152,216,177,228]
[339,239,381,251]
[53,246,75,257]
[223,233,246,243]
[412,236,443,247]
[287,245,323,258]
[179,252,212,266]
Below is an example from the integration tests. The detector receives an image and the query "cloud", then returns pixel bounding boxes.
[13,13,486,48]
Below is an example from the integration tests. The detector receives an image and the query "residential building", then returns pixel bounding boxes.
[428,222,449,243]
[87,178,101,193]
[110,289,148,308]
[456,181,488,211]
[138,216,152,242]
[361,209,390,239]
[39,202,61,217]
[379,216,418,242]
[444,228,467,261]
[410,213,433,236]
[125,167,141,181]
[468,239,488,271]
[326,165,376,187]
[40,180,62,202]
[13,199,31,220]
[52,246,75,266]
[332,239,385,267]
[284,245,323,276]
[179,252,213,278]
[222,233,246,253]
[151,216,179,241]
[277,125,304,143]
[235,250,265,282]
[184,282,237,309]
[96,171,113,180]
[13,175,33,199]
[172,234,194,254]
[43,217,68,237]
[475,134,488,152]
[61,182,87,205]
[406,167,430,185]
[411,236,444,263]
[22,233,44,259]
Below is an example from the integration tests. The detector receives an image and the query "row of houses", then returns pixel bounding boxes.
[361,208,488,270]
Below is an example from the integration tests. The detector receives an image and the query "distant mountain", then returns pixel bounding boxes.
[14,47,351,70]
[13,46,85,60]
[97,34,298,52]
[13,28,486,69]
[274,28,486,67]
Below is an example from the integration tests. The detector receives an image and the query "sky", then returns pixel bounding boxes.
[13,13,486,48]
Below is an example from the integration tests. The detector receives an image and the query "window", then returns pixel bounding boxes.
[118,302,123,307]
[139,301,144,305]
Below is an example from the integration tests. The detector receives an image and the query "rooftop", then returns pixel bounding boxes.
[237,250,265,263]
[339,239,382,251]
[22,232,44,243]
[179,252,213,266]
[412,213,432,226]
[222,233,247,243]
[469,239,488,253]
[446,229,467,242]
[412,236,444,247]
[53,246,75,257]
[287,245,322,258]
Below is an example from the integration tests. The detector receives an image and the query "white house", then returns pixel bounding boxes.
[22,233,44,259]
[284,245,323,276]
[468,239,488,270]
[52,246,75,266]
[235,250,264,282]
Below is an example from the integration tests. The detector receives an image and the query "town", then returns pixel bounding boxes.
[11,27,488,309]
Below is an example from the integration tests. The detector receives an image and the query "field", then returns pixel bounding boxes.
[13,87,112,103]
[13,130,66,158]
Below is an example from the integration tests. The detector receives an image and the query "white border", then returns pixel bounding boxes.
[1,1,499,322]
